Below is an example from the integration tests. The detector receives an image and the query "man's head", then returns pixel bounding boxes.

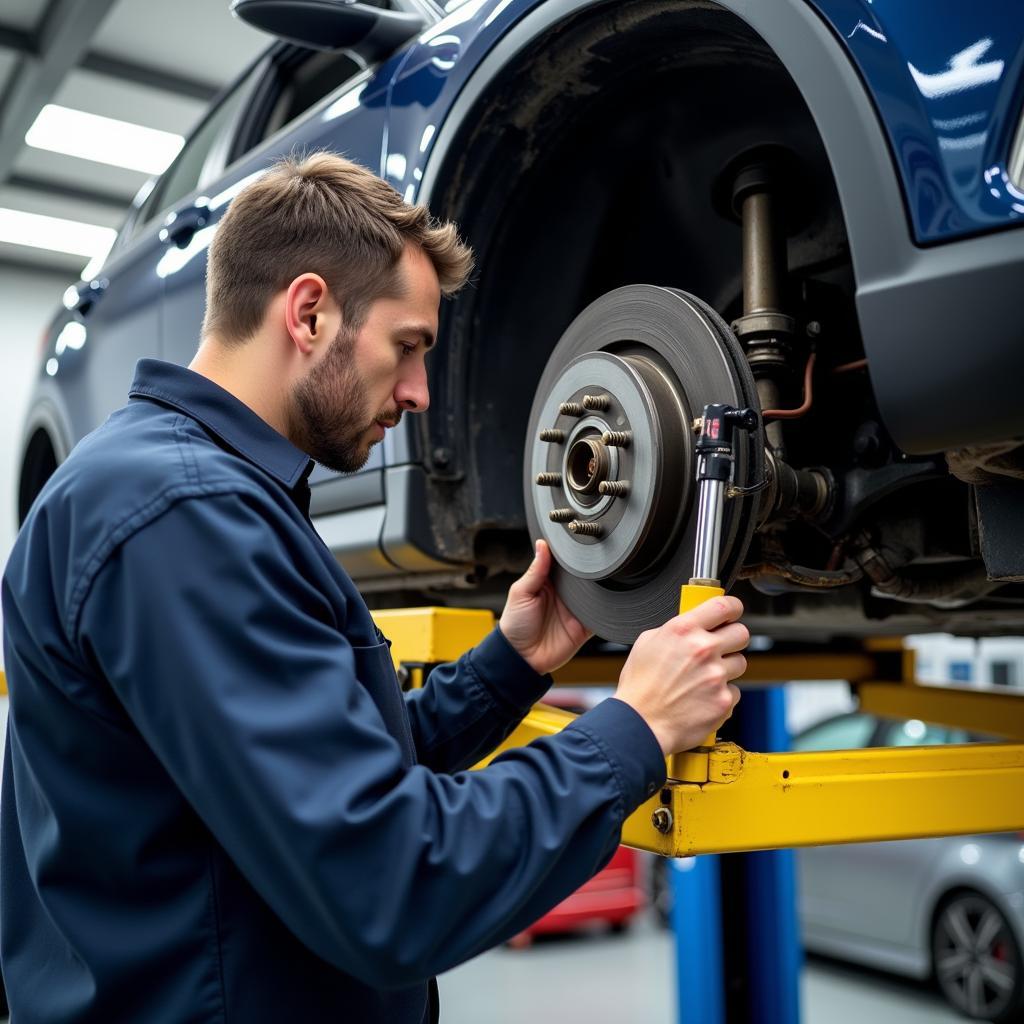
[201,152,473,472]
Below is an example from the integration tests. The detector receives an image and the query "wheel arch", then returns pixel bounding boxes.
[17,397,72,527]
[413,0,873,564]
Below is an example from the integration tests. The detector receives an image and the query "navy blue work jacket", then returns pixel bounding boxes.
[1,359,666,1022]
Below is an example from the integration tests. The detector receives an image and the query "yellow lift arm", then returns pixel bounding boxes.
[373,606,1024,858]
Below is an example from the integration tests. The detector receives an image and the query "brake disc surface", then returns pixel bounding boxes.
[523,285,763,643]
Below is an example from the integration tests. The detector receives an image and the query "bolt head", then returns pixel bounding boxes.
[652,807,673,834]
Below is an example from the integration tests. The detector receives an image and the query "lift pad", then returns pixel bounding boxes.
[374,607,1024,857]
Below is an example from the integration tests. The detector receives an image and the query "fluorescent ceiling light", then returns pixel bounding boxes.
[26,104,184,175]
[0,207,116,277]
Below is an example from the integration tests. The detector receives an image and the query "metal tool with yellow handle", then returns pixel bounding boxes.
[669,403,758,782]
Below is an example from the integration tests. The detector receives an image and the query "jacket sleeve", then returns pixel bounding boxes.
[75,490,666,989]
[402,627,554,774]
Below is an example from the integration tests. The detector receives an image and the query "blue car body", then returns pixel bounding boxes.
[20,0,1024,631]
[809,0,1024,242]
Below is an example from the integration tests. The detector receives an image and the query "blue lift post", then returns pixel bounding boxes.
[734,687,802,1024]
[671,686,802,1024]
[671,853,725,1023]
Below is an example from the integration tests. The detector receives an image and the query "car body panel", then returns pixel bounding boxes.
[800,834,1024,980]
[807,0,1024,243]
[793,713,1024,982]
[400,0,1024,456]
[517,845,645,938]
[800,837,939,954]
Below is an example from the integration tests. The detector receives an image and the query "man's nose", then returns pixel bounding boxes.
[395,365,429,413]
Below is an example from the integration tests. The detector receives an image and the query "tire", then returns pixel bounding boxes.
[932,891,1024,1023]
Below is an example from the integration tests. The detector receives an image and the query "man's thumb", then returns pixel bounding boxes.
[520,539,548,589]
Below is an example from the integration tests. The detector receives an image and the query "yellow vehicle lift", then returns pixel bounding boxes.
[373,606,1024,858]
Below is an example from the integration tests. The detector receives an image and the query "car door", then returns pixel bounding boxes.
[160,45,381,372]
[828,719,972,949]
[799,715,964,949]
[794,714,880,934]
[157,44,397,575]
[150,62,266,368]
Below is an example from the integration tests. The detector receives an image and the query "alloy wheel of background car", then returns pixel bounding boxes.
[931,891,1024,1023]
[523,285,763,643]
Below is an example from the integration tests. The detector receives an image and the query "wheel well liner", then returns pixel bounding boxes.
[415,0,849,561]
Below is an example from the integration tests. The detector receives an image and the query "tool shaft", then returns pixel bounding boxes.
[692,475,725,581]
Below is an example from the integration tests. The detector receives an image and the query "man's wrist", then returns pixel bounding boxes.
[495,619,542,674]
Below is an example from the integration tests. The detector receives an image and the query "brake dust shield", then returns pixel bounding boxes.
[523,285,763,643]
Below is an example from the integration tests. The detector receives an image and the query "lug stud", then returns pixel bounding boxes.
[539,428,565,443]
[536,472,562,486]
[582,394,611,411]
[568,520,603,537]
[598,480,630,497]
[558,401,584,417]
[549,508,575,522]
[600,430,631,448]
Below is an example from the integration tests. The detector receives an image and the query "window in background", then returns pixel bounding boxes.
[791,714,876,752]
[990,660,1018,687]
[136,80,254,234]
[949,660,973,683]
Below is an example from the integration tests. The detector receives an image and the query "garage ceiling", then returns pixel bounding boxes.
[0,0,270,277]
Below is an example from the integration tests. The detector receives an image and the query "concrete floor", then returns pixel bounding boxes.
[439,913,961,1024]
[0,914,963,1022]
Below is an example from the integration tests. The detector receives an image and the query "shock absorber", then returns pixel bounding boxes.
[670,402,758,784]
[730,159,797,461]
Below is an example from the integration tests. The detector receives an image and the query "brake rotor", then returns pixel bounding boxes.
[524,285,763,643]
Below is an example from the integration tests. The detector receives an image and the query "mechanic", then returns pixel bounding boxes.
[1,153,748,1023]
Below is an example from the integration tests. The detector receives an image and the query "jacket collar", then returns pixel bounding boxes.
[129,359,313,490]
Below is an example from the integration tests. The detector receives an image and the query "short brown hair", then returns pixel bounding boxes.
[202,151,474,343]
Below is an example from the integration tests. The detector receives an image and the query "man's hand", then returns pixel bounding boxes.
[615,596,748,756]
[499,540,593,675]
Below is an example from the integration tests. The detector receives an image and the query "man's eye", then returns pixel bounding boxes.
[401,344,416,357]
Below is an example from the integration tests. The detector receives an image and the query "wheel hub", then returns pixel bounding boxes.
[524,285,763,642]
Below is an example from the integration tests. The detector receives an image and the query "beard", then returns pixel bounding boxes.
[289,325,401,474]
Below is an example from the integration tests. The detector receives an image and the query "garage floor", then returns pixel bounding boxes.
[0,913,964,1021]
[439,912,961,1024]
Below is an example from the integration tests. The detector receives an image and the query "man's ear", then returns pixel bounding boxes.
[284,274,334,356]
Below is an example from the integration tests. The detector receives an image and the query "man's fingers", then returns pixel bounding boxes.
[722,653,747,681]
[676,595,744,631]
[712,622,750,655]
